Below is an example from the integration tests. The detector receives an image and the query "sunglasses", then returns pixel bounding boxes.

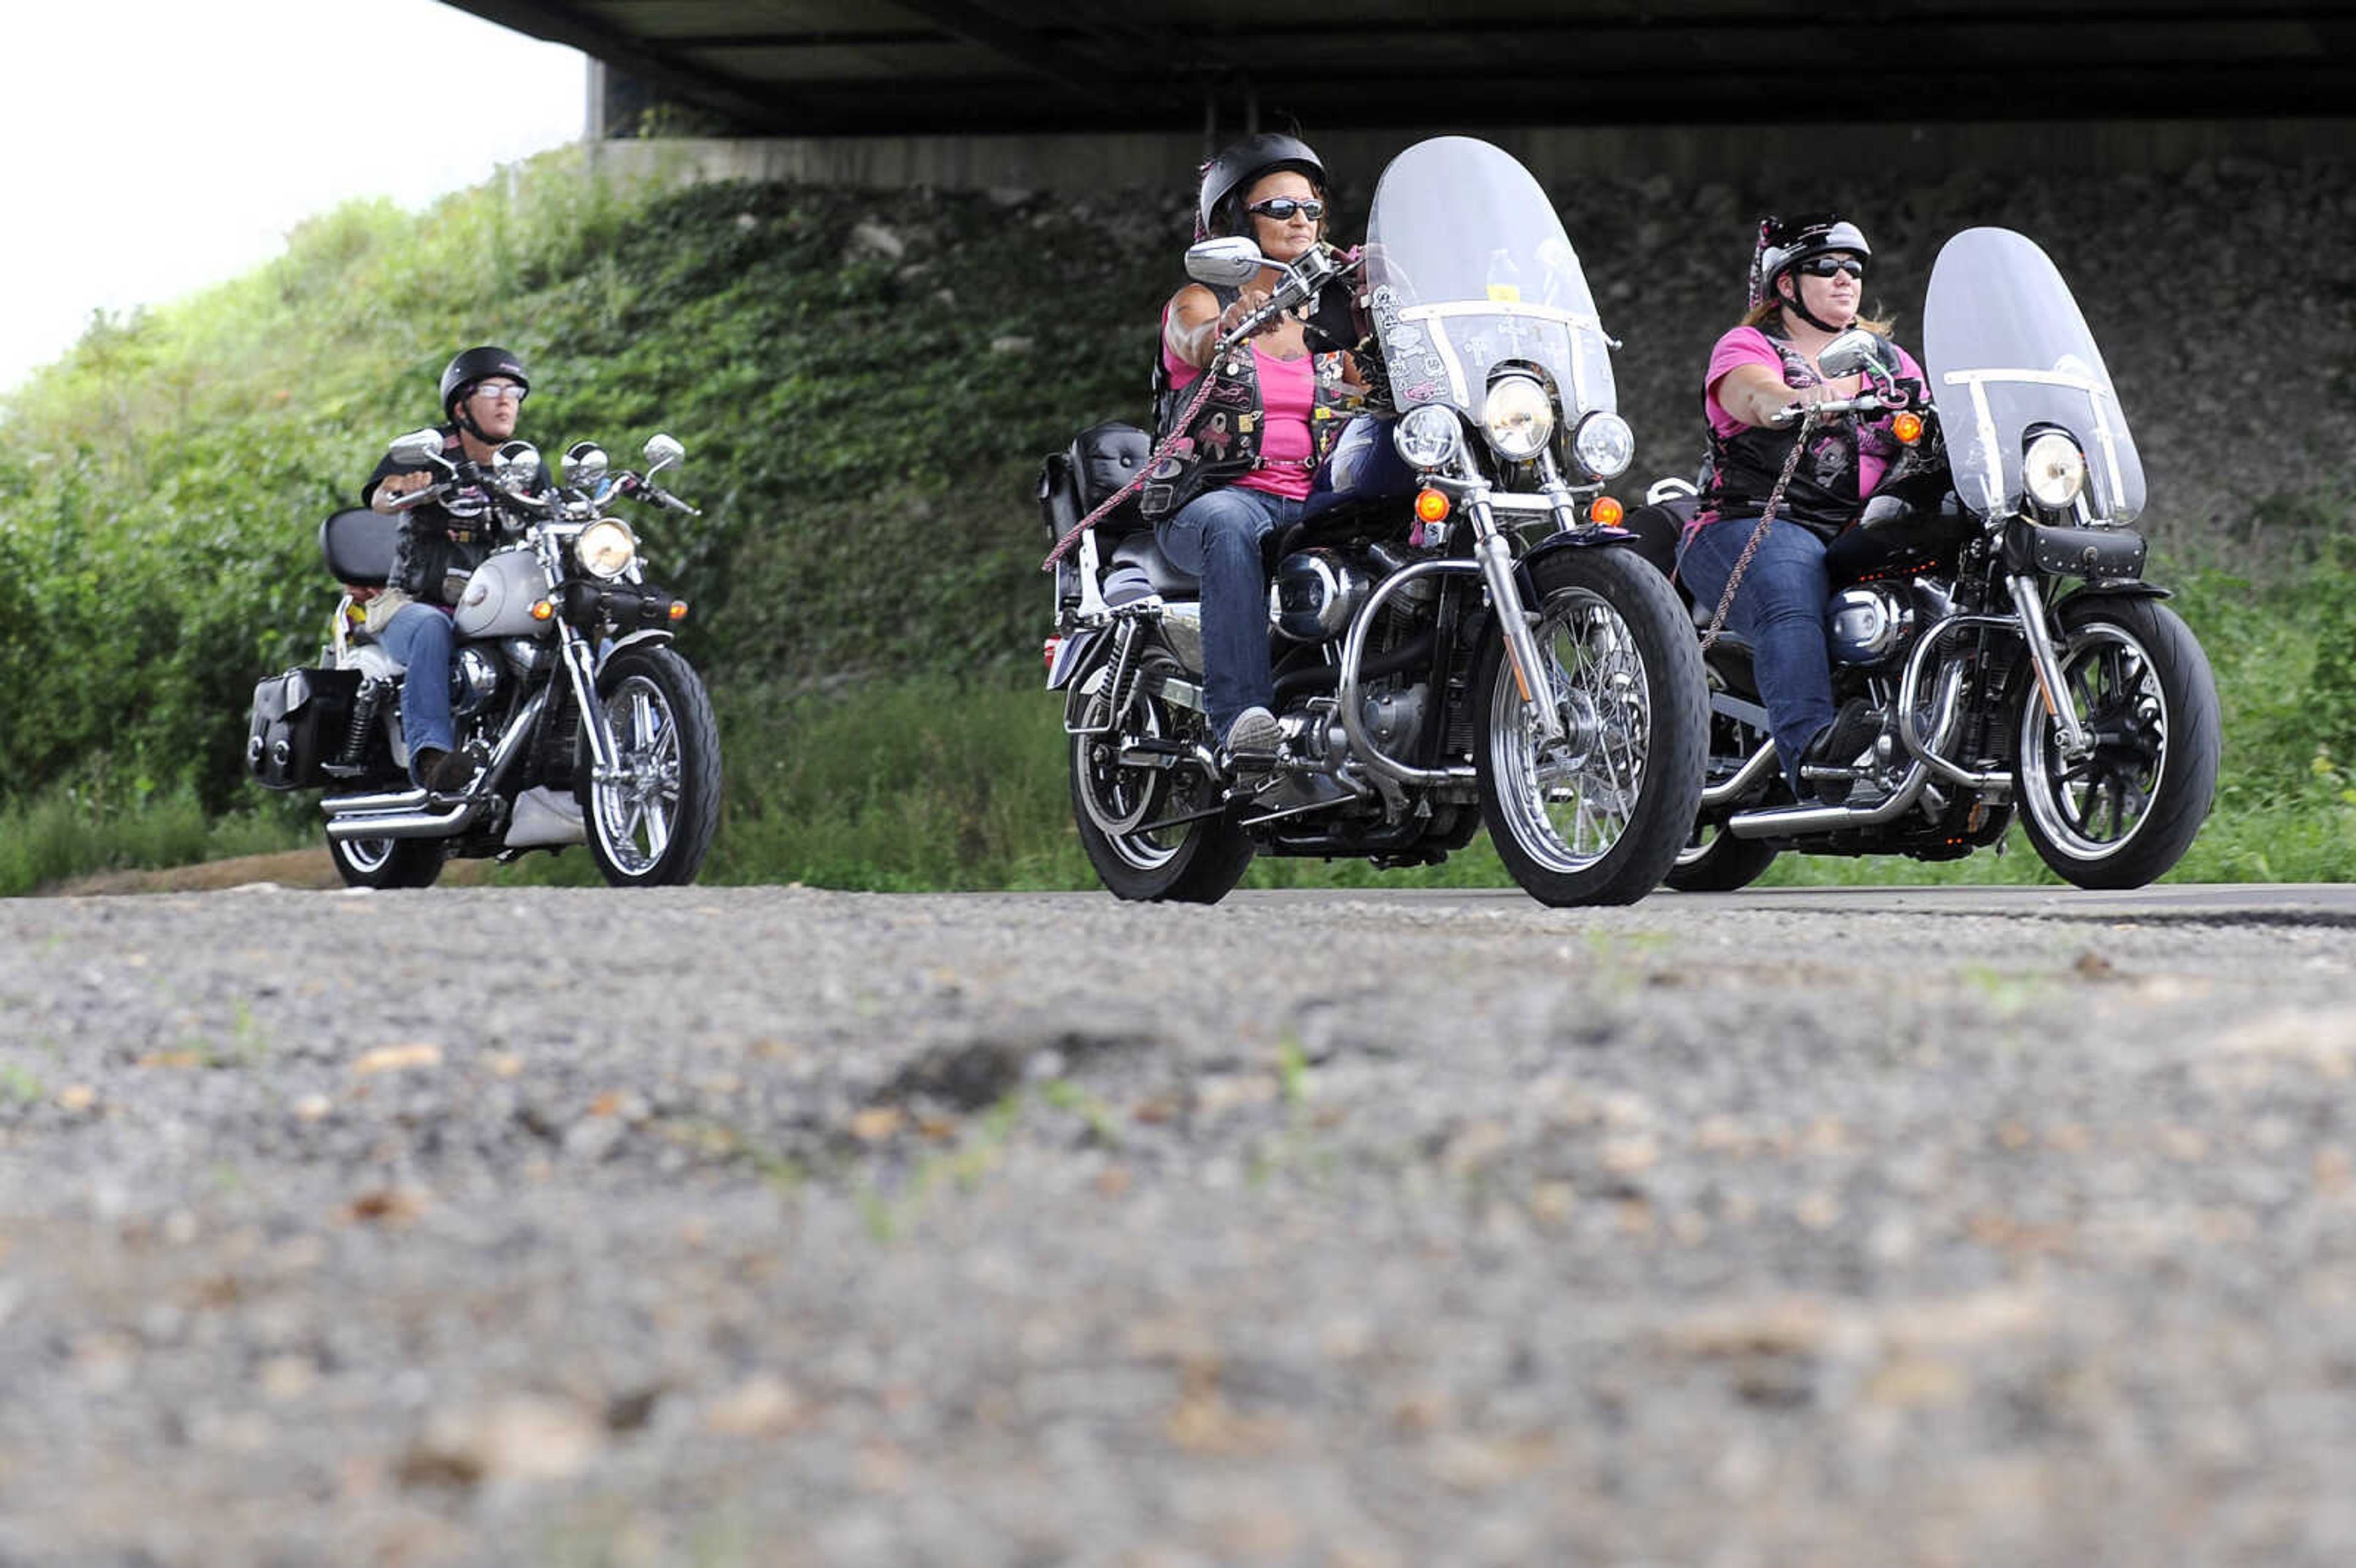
[1796,256,1866,280]
[471,383,528,404]
[1248,197,1326,222]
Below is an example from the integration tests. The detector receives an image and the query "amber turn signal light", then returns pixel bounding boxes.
[668,600,690,622]
[529,599,555,621]
[1893,411,1925,445]
[1590,495,1625,527]
[1414,488,1450,524]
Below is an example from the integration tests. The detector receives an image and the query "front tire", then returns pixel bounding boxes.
[1069,647,1253,903]
[1473,547,1709,906]
[327,833,447,890]
[2016,596,2219,890]
[576,644,722,888]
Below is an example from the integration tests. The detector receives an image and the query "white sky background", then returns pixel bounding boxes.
[1,1,587,393]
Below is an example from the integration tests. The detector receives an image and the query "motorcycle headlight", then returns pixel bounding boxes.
[1570,410,1635,480]
[1392,404,1463,471]
[1480,375,1555,462]
[575,518,639,580]
[2022,430,2087,510]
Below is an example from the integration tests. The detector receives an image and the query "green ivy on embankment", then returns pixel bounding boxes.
[0,146,2352,893]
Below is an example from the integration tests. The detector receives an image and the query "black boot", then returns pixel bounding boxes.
[1800,699,1882,804]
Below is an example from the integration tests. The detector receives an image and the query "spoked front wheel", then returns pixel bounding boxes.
[2016,596,2219,890]
[1473,547,1708,906]
[576,645,723,887]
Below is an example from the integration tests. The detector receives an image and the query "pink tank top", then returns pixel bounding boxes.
[1161,336,1320,502]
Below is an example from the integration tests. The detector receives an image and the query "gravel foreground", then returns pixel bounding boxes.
[1,884,2352,1567]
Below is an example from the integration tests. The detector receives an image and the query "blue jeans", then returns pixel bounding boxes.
[1156,486,1304,739]
[379,601,455,776]
[1677,517,1836,793]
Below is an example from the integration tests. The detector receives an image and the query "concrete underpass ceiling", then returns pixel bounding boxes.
[445,1,2354,137]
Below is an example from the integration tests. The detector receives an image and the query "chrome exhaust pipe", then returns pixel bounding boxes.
[321,786,428,817]
[324,799,489,842]
[1725,659,1968,840]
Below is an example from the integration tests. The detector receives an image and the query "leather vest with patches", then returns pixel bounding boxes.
[1703,330,1862,542]
[1140,283,1352,522]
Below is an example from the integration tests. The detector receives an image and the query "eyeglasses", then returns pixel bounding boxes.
[1796,256,1865,280]
[471,383,528,404]
[1248,198,1325,223]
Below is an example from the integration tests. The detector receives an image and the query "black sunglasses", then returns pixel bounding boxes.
[1248,197,1326,222]
[1796,255,1866,280]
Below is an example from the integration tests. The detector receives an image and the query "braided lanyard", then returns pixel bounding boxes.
[1696,404,1818,653]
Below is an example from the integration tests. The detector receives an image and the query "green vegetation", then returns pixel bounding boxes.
[1,147,2351,893]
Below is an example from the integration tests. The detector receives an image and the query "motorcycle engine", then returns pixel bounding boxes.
[448,646,504,718]
[1828,583,1915,667]
[1272,548,1373,643]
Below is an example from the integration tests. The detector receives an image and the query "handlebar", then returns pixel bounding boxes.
[1776,391,1885,425]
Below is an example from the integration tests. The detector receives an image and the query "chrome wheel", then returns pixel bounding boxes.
[1488,585,1653,874]
[2019,618,2168,863]
[590,674,684,878]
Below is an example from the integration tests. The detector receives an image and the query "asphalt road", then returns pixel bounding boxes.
[2,882,2351,1567]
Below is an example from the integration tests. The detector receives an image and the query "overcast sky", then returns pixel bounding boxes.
[2,1,586,392]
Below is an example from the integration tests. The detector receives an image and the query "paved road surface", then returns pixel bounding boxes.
[2,882,2350,1566]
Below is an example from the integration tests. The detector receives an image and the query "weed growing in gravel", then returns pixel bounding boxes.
[0,1061,43,1104]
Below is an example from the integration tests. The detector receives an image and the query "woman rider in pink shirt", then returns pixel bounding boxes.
[1145,134,1357,762]
[1676,213,1931,802]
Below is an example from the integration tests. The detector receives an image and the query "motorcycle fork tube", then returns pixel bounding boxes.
[2006,574,2091,756]
[1338,559,1480,787]
[1469,503,1565,746]
[558,623,620,779]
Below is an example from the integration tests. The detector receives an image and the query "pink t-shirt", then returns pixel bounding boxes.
[1704,326,1927,499]
[1161,332,1320,502]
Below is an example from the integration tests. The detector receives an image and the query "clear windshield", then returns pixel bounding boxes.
[1923,226,2142,522]
[1362,137,1615,425]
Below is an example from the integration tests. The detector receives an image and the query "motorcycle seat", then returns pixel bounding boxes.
[1107,534,1198,600]
[341,643,404,682]
[320,507,400,589]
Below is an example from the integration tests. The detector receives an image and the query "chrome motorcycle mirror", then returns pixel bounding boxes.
[1184,237,1266,288]
[386,429,448,470]
[643,434,685,475]
[564,441,610,487]
[491,440,545,496]
[1819,328,1897,381]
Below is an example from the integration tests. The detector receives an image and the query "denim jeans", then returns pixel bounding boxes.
[378,601,456,776]
[1155,485,1304,740]
[1677,517,1836,793]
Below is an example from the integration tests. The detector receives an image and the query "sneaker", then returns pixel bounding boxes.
[1800,699,1882,804]
[1222,706,1283,760]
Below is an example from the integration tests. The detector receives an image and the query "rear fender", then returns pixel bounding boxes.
[1047,627,1105,691]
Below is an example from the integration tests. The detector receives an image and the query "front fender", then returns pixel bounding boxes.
[1514,526,1654,602]
[596,628,676,672]
[2058,580,2173,609]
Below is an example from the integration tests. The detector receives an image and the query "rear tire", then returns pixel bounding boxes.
[327,833,447,890]
[1473,546,1708,905]
[1665,648,1780,893]
[1069,646,1253,904]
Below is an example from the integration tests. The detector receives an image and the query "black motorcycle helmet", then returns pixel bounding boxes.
[1196,133,1326,240]
[438,345,529,437]
[1749,214,1872,331]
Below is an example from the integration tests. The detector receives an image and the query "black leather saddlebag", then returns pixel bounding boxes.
[247,667,361,791]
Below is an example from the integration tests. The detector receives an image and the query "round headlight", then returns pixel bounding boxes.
[2022,431,2087,510]
[1571,410,1635,480]
[1392,404,1463,471]
[1480,375,1555,462]
[575,519,639,580]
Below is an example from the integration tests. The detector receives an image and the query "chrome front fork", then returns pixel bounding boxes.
[558,622,621,777]
[1468,501,1566,745]
[2006,574,2091,757]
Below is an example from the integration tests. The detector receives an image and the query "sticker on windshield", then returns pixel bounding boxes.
[1487,283,1522,303]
